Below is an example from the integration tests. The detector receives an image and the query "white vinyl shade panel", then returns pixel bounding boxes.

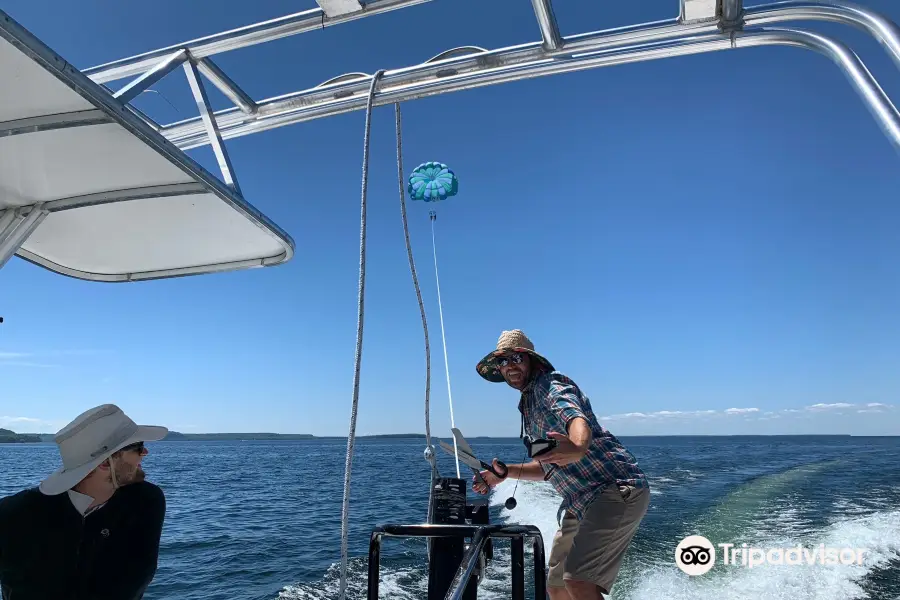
[0,34,94,121]
[22,193,288,276]
[0,25,293,281]
[0,124,195,207]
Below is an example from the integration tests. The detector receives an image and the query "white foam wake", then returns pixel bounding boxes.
[276,478,566,600]
[625,508,900,600]
[278,555,428,600]
[279,479,900,600]
[489,476,563,558]
[467,478,564,599]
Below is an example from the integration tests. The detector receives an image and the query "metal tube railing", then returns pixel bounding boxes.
[530,0,562,51]
[371,523,544,539]
[156,18,719,145]
[445,528,489,600]
[723,0,745,23]
[0,210,22,248]
[744,0,900,71]
[112,49,187,104]
[0,204,47,270]
[83,0,434,84]
[149,2,900,156]
[162,25,900,155]
[183,59,242,194]
[367,523,546,600]
[196,58,258,114]
[367,529,382,600]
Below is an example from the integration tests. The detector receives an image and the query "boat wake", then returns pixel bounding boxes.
[277,469,900,599]
[278,555,427,600]
[276,478,561,600]
[624,507,900,600]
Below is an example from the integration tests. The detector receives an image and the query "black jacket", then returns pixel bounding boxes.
[0,481,165,600]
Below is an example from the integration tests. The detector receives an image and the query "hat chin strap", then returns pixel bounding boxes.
[108,456,119,490]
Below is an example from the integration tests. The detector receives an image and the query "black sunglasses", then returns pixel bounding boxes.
[119,441,145,454]
[494,352,525,368]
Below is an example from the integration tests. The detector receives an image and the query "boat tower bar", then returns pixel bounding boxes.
[81,0,900,154]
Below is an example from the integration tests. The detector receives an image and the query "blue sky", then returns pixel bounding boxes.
[2,0,899,437]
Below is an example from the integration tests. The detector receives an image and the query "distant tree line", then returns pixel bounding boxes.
[163,431,427,441]
[0,429,430,443]
[0,428,42,443]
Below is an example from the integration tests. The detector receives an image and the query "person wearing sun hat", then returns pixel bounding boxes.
[473,329,650,600]
[0,403,168,600]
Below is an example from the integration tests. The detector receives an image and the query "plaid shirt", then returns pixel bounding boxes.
[519,369,649,520]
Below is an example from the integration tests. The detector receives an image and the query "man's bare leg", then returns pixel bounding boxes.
[564,579,606,600]
[548,586,573,600]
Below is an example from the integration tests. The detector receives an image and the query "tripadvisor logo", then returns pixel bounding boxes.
[675,535,869,575]
[675,535,716,575]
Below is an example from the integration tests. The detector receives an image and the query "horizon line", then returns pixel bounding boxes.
[8,431,899,439]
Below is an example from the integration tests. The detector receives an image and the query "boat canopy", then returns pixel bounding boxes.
[2,0,899,284]
[0,14,294,282]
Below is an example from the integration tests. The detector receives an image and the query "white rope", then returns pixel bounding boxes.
[394,104,437,469]
[430,212,461,479]
[394,104,439,552]
[395,104,435,469]
[338,69,385,600]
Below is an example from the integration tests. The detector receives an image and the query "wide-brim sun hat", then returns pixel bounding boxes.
[476,329,554,383]
[39,403,168,496]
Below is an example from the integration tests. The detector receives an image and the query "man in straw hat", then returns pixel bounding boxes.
[473,330,650,600]
[0,403,169,600]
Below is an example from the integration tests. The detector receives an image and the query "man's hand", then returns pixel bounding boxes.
[539,422,591,466]
[472,459,506,494]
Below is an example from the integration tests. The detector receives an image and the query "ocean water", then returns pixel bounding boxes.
[1,436,899,600]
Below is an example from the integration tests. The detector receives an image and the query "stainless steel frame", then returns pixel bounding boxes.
[80,0,900,156]
[2,0,898,282]
[113,50,188,105]
[183,58,243,195]
[0,109,112,138]
[83,0,435,83]
[531,0,562,50]
[0,205,48,270]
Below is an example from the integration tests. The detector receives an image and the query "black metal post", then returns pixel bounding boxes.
[427,478,467,600]
[466,498,492,562]
[532,535,547,600]
[511,536,525,600]
[367,531,382,600]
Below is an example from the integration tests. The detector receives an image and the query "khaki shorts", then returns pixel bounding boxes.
[547,484,650,594]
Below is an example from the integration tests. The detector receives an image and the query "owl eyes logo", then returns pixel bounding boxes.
[681,545,711,565]
[675,535,716,575]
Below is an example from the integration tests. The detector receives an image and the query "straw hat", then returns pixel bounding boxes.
[39,404,168,496]
[476,329,555,383]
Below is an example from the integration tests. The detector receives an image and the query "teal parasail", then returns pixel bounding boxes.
[407,161,459,202]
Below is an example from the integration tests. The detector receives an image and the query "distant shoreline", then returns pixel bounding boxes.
[2,432,893,444]
[0,428,42,444]
[162,432,428,441]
